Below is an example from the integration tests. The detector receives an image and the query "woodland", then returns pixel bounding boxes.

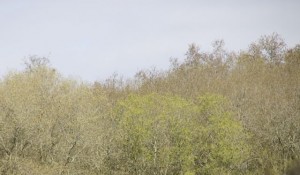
[0,33,299,174]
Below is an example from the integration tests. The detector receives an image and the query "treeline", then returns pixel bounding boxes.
[0,33,299,174]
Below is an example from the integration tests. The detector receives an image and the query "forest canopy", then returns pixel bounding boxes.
[0,33,300,175]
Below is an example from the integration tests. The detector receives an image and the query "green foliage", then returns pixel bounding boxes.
[191,94,250,175]
[0,34,300,174]
[111,93,195,174]
[108,93,250,175]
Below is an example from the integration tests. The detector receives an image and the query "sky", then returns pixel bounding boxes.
[1,0,300,82]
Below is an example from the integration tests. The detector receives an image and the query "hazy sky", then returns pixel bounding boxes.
[1,0,300,82]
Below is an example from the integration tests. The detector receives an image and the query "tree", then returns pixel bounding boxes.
[109,93,250,175]
[249,33,286,65]
[110,93,195,174]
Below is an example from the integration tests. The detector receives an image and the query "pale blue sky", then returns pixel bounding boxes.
[1,0,300,82]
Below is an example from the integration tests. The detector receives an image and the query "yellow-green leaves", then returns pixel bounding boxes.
[110,93,250,175]
[112,93,195,174]
[1,35,299,174]
[189,94,250,175]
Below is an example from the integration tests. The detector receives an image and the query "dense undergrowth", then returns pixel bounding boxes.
[0,33,299,174]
